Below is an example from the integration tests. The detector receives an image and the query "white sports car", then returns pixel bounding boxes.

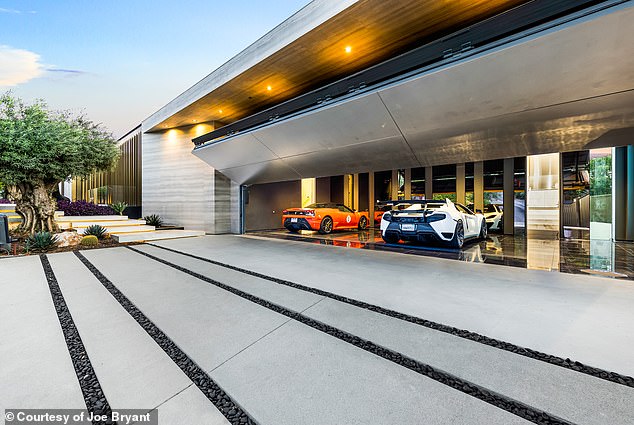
[380,199,487,248]
[468,203,504,231]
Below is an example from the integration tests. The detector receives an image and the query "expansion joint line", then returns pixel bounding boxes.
[146,243,634,389]
[126,246,574,425]
[39,255,116,425]
[73,251,257,425]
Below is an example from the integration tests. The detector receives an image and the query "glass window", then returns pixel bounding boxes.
[514,157,526,233]
[397,169,405,200]
[484,159,504,207]
[465,162,474,205]
[432,164,456,202]
[411,167,425,200]
[374,170,392,202]
[589,148,612,240]
[561,151,590,238]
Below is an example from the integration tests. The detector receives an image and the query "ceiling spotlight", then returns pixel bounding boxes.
[267,85,272,91]
[218,109,223,114]
[193,119,197,123]
[345,46,352,53]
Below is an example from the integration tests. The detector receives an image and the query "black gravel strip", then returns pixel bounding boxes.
[128,246,575,425]
[73,251,256,425]
[39,255,116,425]
[146,242,634,389]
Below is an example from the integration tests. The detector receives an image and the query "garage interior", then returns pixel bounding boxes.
[190,1,634,278]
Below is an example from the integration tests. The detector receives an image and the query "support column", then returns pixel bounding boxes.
[503,158,515,235]
[456,163,465,204]
[353,173,360,211]
[625,145,634,241]
[369,172,375,226]
[474,161,484,212]
[391,169,399,200]
[425,167,433,200]
[404,168,412,199]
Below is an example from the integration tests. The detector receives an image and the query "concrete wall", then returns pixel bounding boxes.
[142,123,225,233]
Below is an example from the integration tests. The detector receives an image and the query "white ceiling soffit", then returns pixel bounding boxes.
[193,3,634,185]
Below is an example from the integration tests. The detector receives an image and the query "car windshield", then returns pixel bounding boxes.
[305,203,334,209]
[484,205,497,213]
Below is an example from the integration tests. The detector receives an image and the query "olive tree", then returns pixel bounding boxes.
[0,93,119,233]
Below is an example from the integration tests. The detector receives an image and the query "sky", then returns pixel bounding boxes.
[0,0,309,137]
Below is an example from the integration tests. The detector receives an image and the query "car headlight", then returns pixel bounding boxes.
[382,212,392,222]
[427,213,446,223]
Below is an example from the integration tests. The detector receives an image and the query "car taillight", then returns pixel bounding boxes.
[427,213,446,223]
[382,212,392,222]
[305,209,315,216]
[282,210,288,215]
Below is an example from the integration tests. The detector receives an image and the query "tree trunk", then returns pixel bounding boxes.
[7,181,59,234]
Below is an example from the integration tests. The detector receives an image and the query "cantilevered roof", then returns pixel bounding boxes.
[143,0,529,132]
[192,2,634,184]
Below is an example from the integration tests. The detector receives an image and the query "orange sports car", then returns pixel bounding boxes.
[282,203,369,234]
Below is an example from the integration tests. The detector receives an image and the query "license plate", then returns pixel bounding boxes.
[401,223,415,231]
[291,218,298,223]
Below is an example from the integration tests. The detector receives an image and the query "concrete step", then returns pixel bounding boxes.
[78,225,155,235]
[71,220,148,228]
[113,230,205,243]
[57,215,129,223]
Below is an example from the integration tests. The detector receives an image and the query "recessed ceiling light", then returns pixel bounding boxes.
[218,109,223,114]
[345,46,352,53]
[267,85,272,91]
[193,119,197,122]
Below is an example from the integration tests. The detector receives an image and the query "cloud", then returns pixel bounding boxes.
[0,8,36,14]
[0,45,45,87]
[47,68,86,75]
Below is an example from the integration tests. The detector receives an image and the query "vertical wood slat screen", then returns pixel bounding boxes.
[71,127,142,206]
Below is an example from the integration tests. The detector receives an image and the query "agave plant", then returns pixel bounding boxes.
[144,214,164,227]
[110,201,128,216]
[25,231,58,253]
[83,224,108,239]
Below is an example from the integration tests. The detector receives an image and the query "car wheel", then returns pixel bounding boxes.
[318,216,333,234]
[358,216,368,230]
[450,221,464,249]
[479,219,487,239]
[382,232,400,244]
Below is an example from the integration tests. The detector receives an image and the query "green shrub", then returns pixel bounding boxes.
[80,235,99,246]
[25,231,58,253]
[84,224,107,239]
[110,201,128,215]
[144,214,164,227]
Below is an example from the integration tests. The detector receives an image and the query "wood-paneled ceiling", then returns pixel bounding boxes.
[152,0,529,131]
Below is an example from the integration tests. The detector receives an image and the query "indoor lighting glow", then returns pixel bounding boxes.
[345,46,352,53]
[218,109,223,114]
[267,85,272,91]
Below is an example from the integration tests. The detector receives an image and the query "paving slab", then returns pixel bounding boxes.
[134,244,324,312]
[303,297,634,425]
[152,235,634,376]
[81,247,290,372]
[47,252,199,412]
[148,386,230,425]
[133,244,634,424]
[113,230,205,243]
[0,256,85,410]
[211,320,530,425]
